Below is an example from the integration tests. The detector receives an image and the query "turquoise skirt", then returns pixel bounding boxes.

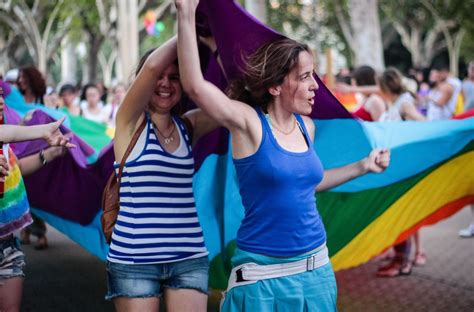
[221,246,338,312]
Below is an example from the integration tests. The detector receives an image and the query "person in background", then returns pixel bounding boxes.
[107,82,127,127]
[350,66,385,121]
[17,66,46,105]
[59,84,81,116]
[16,65,50,249]
[0,89,74,312]
[80,83,111,124]
[458,61,474,238]
[375,68,426,277]
[426,64,455,121]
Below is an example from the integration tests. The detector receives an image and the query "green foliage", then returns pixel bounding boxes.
[267,1,313,43]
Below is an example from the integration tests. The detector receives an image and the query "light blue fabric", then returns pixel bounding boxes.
[4,86,71,127]
[314,118,474,192]
[221,246,337,312]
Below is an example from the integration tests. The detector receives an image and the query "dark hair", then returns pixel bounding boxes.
[378,67,405,95]
[432,63,449,71]
[18,66,46,104]
[227,38,311,111]
[135,49,185,116]
[80,83,100,101]
[352,66,376,86]
[59,84,76,96]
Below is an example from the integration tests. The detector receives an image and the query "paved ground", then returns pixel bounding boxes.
[20,206,474,311]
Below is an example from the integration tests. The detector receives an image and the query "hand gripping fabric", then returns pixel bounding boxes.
[101,119,146,244]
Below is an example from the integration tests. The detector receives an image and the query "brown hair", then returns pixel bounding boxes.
[18,66,46,104]
[135,49,186,116]
[378,67,405,95]
[352,66,376,86]
[227,38,311,111]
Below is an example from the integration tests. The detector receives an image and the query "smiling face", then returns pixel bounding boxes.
[148,63,182,114]
[276,51,318,115]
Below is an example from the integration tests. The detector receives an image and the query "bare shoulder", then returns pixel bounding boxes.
[368,94,385,106]
[300,115,315,142]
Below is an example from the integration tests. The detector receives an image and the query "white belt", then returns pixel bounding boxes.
[225,245,329,292]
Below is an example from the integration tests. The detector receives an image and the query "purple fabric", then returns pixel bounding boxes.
[23,146,114,224]
[196,0,352,120]
[13,110,94,167]
[0,80,11,97]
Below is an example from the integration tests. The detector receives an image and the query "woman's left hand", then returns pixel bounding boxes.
[43,117,76,148]
[364,148,390,173]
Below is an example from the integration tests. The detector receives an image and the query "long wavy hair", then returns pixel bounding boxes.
[227,38,311,111]
[18,66,46,104]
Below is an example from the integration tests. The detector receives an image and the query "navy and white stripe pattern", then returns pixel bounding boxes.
[107,116,208,264]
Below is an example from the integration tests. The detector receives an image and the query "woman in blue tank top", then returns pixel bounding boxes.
[176,1,390,311]
[109,35,220,311]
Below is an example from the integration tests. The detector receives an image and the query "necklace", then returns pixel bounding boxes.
[155,120,176,144]
[266,113,297,135]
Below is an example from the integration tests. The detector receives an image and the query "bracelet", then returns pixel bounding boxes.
[39,149,47,166]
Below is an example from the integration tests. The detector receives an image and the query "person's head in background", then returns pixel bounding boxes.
[352,65,376,96]
[377,67,405,100]
[59,84,77,108]
[111,83,127,106]
[17,66,46,104]
[430,63,449,86]
[81,83,102,109]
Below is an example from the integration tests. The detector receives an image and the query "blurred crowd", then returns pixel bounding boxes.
[2,66,127,128]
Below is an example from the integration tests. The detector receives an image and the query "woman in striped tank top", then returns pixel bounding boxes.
[107,36,219,311]
[176,1,390,311]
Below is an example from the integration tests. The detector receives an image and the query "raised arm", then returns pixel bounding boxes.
[316,149,390,192]
[429,83,453,107]
[114,36,178,152]
[401,101,426,121]
[175,0,254,131]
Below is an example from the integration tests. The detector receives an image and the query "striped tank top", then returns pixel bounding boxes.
[107,115,208,264]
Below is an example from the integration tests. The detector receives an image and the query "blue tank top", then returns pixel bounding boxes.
[233,109,326,257]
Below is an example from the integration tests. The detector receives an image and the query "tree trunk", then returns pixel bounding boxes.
[349,0,385,71]
[87,36,103,83]
[117,0,139,82]
[60,36,77,84]
[245,0,267,24]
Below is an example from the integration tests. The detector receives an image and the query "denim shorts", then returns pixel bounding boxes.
[105,256,209,300]
[0,235,26,281]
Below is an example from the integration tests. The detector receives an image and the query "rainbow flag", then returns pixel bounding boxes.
[0,146,32,237]
[1,0,473,291]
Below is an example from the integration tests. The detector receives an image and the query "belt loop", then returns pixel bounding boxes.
[307,255,314,271]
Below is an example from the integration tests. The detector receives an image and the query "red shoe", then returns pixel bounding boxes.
[377,261,412,277]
